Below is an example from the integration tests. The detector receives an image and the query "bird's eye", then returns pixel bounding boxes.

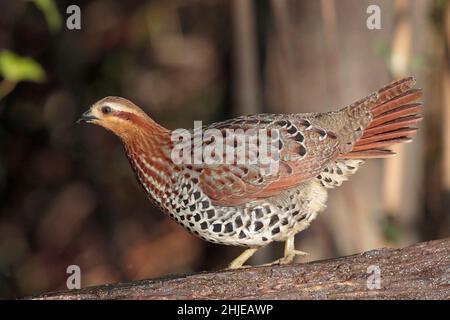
[101,106,112,114]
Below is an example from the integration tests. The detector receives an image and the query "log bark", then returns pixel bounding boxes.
[33,238,449,300]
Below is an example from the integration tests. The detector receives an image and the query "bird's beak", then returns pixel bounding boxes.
[76,109,98,124]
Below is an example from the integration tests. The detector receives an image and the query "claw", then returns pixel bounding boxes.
[262,237,309,266]
[292,249,309,256]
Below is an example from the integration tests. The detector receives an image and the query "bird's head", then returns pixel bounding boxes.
[77,96,167,141]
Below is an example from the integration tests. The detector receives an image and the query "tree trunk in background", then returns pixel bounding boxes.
[444,3,450,197]
[383,0,427,246]
[231,0,261,116]
[440,1,450,236]
[419,0,450,241]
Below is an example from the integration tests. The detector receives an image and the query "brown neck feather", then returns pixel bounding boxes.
[108,111,170,149]
[119,116,173,204]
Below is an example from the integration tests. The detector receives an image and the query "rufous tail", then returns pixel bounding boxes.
[340,77,423,159]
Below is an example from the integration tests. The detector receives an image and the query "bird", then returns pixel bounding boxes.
[77,77,423,269]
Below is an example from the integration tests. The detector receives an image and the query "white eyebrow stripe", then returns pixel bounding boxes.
[99,102,143,116]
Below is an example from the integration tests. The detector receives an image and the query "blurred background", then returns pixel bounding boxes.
[0,0,449,298]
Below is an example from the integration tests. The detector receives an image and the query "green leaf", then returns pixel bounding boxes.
[380,215,400,243]
[33,0,62,32]
[0,50,46,83]
[373,40,391,61]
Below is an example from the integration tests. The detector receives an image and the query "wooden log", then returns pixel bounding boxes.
[33,238,449,300]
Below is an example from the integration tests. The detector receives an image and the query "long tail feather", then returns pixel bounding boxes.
[340,77,423,159]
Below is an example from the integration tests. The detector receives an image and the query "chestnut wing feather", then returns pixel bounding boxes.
[189,114,341,206]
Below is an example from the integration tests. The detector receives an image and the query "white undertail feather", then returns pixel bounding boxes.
[317,159,365,189]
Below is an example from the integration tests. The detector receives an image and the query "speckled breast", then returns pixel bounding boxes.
[157,174,328,247]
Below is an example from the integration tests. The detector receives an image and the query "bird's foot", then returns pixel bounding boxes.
[263,250,309,266]
[226,264,252,270]
[227,248,258,269]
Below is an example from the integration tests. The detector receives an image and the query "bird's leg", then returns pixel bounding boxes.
[280,236,309,264]
[228,248,258,269]
[264,237,309,266]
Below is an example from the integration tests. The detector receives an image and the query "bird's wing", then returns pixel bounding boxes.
[186,114,341,206]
